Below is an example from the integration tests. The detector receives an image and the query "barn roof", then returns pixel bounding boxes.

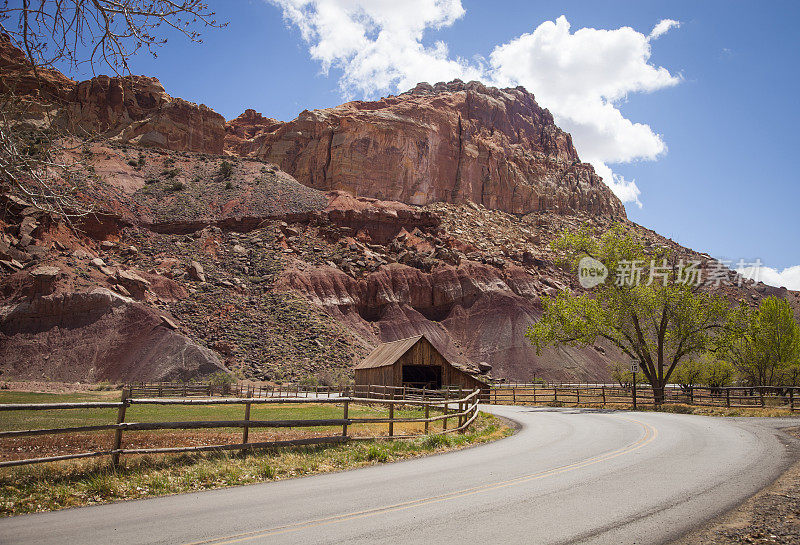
[354,335,425,369]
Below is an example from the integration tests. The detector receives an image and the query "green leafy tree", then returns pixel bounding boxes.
[720,296,800,386]
[703,355,735,388]
[527,225,729,405]
[672,352,735,389]
[671,358,705,391]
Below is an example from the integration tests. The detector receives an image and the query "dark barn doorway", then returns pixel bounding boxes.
[402,365,442,389]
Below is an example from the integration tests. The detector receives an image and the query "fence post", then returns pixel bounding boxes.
[424,404,430,434]
[388,402,394,437]
[512,387,516,404]
[342,401,349,437]
[576,388,580,406]
[553,387,558,403]
[726,388,731,408]
[760,387,765,408]
[443,389,449,431]
[242,401,251,455]
[112,388,129,468]
[601,386,606,407]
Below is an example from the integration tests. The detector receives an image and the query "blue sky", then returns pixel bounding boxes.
[57,1,799,286]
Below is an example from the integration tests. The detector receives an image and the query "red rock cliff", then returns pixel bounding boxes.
[227,80,626,217]
[0,36,225,154]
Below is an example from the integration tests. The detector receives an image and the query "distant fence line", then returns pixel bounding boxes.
[126,382,485,402]
[490,384,799,411]
[126,381,800,410]
[0,387,480,469]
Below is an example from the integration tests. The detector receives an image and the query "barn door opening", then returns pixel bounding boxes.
[402,365,442,389]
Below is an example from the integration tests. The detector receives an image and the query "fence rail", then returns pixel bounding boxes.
[489,384,799,410]
[127,382,347,399]
[0,388,480,469]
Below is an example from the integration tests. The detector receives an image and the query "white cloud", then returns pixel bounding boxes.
[268,2,682,206]
[487,16,680,204]
[737,264,800,291]
[649,19,681,40]
[592,162,642,208]
[271,0,482,96]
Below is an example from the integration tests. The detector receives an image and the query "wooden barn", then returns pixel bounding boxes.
[354,334,488,393]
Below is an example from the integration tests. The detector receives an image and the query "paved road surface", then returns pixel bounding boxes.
[2,406,799,545]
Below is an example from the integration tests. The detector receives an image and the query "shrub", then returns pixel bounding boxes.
[299,376,319,388]
[161,168,181,179]
[422,434,451,449]
[225,181,233,190]
[208,372,235,394]
[219,160,233,180]
[365,445,389,462]
[169,181,184,191]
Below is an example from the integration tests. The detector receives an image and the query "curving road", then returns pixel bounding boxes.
[2,406,799,545]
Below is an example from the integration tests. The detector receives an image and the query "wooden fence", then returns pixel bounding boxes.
[0,388,480,469]
[127,382,345,399]
[126,382,486,401]
[490,384,799,410]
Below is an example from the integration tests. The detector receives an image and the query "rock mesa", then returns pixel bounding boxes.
[227,80,625,217]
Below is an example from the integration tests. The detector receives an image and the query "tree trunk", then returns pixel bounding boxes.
[653,383,666,406]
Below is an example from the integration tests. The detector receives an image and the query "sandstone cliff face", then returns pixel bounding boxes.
[64,75,225,154]
[0,38,225,154]
[228,80,625,217]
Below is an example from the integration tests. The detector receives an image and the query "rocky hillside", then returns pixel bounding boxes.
[2,38,797,385]
[226,80,625,217]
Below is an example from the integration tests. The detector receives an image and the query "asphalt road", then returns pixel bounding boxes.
[2,406,799,545]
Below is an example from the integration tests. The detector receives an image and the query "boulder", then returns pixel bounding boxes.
[187,260,206,282]
[115,269,151,299]
[29,266,61,295]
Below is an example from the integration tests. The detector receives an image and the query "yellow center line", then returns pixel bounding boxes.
[184,415,658,545]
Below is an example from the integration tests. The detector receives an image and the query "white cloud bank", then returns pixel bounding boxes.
[270,1,682,208]
[738,264,800,291]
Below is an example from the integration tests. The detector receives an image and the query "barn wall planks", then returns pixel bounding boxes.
[354,336,488,395]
